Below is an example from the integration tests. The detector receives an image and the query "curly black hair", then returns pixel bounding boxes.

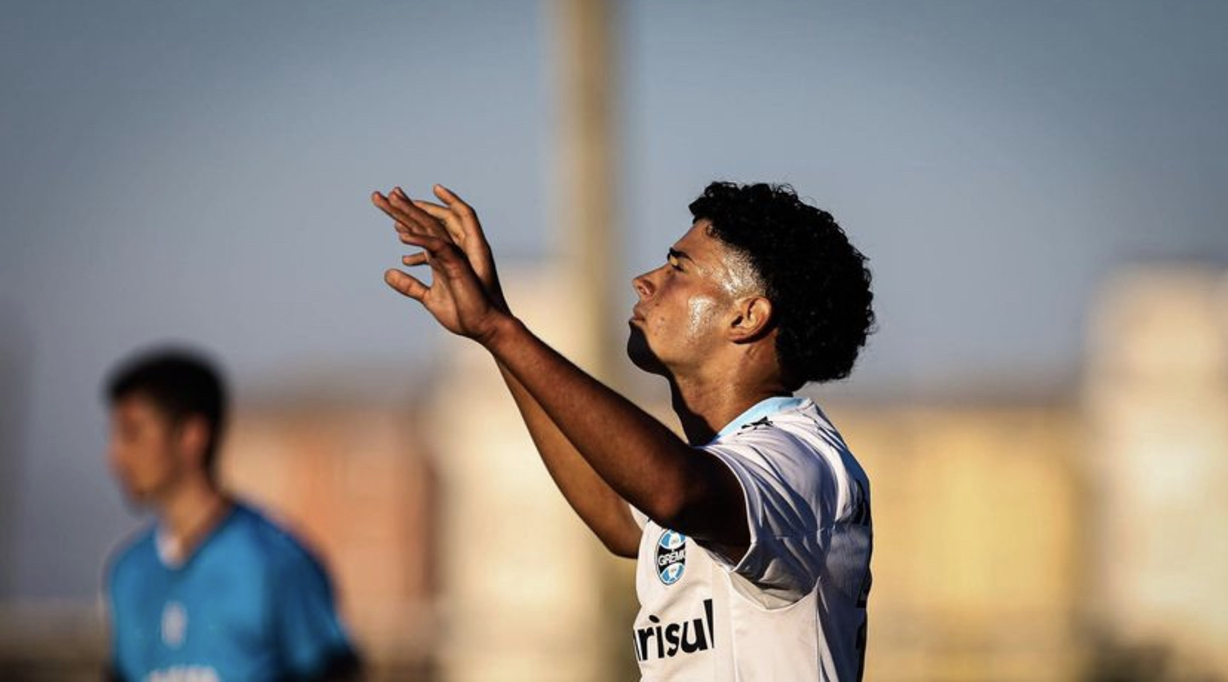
[689,182,874,389]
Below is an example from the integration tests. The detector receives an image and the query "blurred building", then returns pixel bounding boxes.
[1082,267,1228,681]
[833,402,1084,681]
[2,264,1226,682]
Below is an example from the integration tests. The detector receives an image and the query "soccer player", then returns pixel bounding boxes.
[373,181,874,680]
[103,349,360,682]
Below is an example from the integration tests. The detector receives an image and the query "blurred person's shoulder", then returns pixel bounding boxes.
[105,522,157,589]
[225,502,332,578]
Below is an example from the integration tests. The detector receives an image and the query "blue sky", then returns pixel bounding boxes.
[2,0,1226,598]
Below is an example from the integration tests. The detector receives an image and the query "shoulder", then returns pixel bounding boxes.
[706,400,836,474]
[228,503,331,582]
[106,524,156,582]
[105,524,157,603]
[229,504,318,557]
[704,399,869,521]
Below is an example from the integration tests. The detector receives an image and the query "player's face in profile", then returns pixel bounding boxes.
[107,395,187,505]
[628,220,746,376]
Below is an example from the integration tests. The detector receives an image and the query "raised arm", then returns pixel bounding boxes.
[372,186,748,553]
[494,364,640,557]
[373,187,640,557]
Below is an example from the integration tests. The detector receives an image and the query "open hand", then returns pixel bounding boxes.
[372,185,507,343]
[373,184,508,312]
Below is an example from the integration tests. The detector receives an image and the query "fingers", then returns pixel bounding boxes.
[409,199,450,220]
[433,185,487,239]
[415,185,484,243]
[374,185,494,268]
[384,269,428,301]
[371,191,409,235]
[386,224,451,258]
[371,189,449,240]
[371,190,399,218]
[410,199,467,244]
[390,187,438,226]
[373,186,495,309]
[393,221,419,246]
[433,184,475,219]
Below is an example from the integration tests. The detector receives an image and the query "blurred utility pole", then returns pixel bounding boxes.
[554,3,641,682]
[555,0,622,385]
[432,4,633,682]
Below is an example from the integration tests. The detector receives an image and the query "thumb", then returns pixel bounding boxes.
[384,269,428,301]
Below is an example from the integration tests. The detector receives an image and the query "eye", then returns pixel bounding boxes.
[667,254,682,271]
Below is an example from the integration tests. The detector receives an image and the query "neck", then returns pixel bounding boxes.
[668,373,790,445]
[155,476,230,561]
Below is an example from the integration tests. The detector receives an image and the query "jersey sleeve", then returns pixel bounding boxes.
[106,579,127,682]
[104,541,143,682]
[629,503,649,529]
[702,433,838,602]
[105,572,127,681]
[272,546,358,679]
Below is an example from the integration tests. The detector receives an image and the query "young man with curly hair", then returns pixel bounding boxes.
[373,181,875,681]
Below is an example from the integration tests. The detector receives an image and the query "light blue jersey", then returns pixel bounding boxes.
[107,503,356,682]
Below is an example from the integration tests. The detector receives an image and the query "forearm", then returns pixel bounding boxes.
[495,362,639,556]
[484,315,709,531]
[371,183,733,540]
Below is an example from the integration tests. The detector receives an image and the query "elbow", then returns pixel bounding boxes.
[638,458,734,536]
[599,532,639,559]
[635,450,731,535]
[639,483,696,533]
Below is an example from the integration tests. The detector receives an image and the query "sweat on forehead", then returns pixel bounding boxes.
[698,222,765,298]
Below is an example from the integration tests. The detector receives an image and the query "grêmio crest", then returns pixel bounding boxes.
[656,529,687,585]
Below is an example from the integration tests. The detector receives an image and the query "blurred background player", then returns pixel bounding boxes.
[373,181,875,680]
[103,348,360,682]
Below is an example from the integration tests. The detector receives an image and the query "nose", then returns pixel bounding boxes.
[632,269,656,300]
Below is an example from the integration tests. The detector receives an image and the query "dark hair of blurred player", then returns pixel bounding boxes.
[107,350,226,512]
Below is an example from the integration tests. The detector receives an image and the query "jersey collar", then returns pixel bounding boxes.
[713,395,809,441]
[155,502,239,569]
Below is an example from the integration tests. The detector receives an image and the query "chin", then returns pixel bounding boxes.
[626,328,668,376]
[120,489,154,511]
[118,479,163,508]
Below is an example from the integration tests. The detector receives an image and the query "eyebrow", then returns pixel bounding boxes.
[668,248,693,263]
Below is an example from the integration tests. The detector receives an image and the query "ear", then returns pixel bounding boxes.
[728,295,774,343]
[174,416,211,470]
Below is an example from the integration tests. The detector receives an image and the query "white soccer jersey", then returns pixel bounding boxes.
[631,397,872,682]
